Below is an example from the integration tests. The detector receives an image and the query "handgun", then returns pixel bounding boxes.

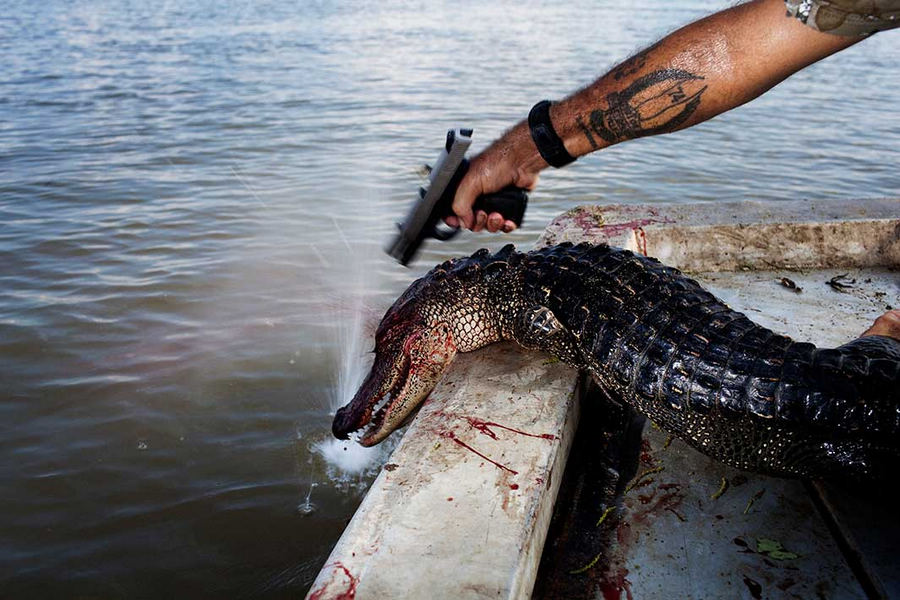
[386,128,528,266]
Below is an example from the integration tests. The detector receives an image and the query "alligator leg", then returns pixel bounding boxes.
[532,376,644,599]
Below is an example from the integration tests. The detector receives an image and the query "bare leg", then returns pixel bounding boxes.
[860,309,900,340]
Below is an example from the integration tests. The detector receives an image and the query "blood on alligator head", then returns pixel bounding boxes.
[332,248,516,446]
[331,310,457,447]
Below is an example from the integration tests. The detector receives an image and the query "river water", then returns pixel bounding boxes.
[1,0,898,597]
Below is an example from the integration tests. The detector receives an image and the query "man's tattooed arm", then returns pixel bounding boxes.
[586,69,707,146]
[550,0,859,158]
[447,0,861,233]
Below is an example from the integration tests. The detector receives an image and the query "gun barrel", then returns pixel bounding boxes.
[385,220,419,265]
[387,129,474,266]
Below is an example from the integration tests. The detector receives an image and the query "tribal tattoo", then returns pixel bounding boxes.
[584,68,707,145]
[576,115,598,150]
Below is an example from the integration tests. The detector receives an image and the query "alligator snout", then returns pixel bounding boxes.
[332,405,355,440]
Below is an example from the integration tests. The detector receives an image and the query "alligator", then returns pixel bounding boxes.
[333,243,900,481]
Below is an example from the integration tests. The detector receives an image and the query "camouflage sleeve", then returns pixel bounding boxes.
[785,0,900,36]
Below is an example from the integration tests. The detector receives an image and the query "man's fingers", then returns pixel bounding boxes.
[446,212,515,234]
[455,209,474,230]
[451,193,475,229]
[473,210,488,232]
[451,182,477,230]
[487,213,504,233]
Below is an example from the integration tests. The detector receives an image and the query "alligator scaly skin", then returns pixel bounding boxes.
[437,243,900,480]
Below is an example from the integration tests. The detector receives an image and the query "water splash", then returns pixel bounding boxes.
[320,279,382,475]
[331,276,373,414]
[317,217,398,476]
[297,482,318,516]
[312,437,385,477]
[322,212,402,409]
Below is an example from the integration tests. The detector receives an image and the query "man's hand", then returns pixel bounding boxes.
[446,122,548,233]
[861,309,900,341]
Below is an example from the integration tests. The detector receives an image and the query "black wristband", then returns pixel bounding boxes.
[528,100,576,168]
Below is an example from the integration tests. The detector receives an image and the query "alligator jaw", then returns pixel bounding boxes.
[332,322,457,446]
[332,354,406,443]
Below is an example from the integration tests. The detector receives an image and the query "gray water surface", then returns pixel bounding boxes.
[1,0,898,597]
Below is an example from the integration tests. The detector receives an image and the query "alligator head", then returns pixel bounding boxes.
[331,293,457,446]
[332,248,518,446]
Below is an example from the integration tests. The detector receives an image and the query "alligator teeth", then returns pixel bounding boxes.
[372,392,392,417]
[357,393,392,435]
[343,392,395,440]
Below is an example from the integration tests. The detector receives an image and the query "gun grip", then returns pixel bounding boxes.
[430,186,528,241]
[472,187,528,227]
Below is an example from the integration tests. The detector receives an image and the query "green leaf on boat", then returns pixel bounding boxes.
[756,537,800,560]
